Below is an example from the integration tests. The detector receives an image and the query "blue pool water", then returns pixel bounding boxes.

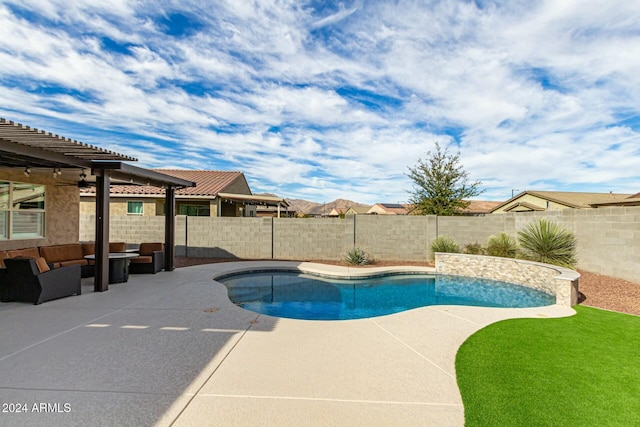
[218,271,555,320]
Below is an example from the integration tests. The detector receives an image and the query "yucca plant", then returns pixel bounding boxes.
[464,242,486,255]
[486,232,518,258]
[431,236,460,256]
[344,247,370,266]
[517,219,577,268]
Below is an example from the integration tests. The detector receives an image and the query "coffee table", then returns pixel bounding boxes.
[84,253,139,284]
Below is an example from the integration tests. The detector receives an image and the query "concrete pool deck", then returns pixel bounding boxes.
[0,261,575,426]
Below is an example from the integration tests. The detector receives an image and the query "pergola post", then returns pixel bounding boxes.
[94,169,110,291]
[164,186,176,271]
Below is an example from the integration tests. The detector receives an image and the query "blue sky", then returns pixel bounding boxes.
[1,0,639,204]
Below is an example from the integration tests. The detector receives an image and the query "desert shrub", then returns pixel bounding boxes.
[517,219,577,268]
[344,247,370,266]
[464,242,486,255]
[431,236,460,257]
[486,232,518,258]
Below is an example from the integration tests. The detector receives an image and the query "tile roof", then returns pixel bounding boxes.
[81,170,245,196]
[491,190,634,212]
[461,200,502,213]
[345,206,371,214]
[370,203,409,215]
[527,191,634,207]
[590,191,640,207]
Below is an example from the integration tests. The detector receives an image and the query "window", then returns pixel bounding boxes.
[178,204,210,216]
[0,180,46,240]
[127,201,143,215]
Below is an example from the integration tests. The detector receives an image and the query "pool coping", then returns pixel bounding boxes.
[211,261,437,282]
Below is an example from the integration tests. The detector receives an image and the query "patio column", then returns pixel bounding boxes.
[94,169,111,291]
[164,185,176,271]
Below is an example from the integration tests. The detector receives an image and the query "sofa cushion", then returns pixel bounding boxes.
[130,256,153,264]
[0,251,8,268]
[7,247,41,259]
[35,257,50,273]
[58,259,89,268]
[139,243,163,256]
[109,242,127,252]
[39,244,84,263]
[81,243,95,256]
[82,242,127,254]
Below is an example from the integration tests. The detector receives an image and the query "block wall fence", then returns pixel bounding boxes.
[79,205,640,284]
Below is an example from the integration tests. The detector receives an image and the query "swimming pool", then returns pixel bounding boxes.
[218,271,555,320]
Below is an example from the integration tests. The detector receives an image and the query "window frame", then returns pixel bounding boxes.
[178,203,210,217]
[0,180,46,240]
[127,200,144,215]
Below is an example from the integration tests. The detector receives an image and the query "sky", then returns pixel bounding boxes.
[1,0,639,204]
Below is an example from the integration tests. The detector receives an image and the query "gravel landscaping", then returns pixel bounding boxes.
[576,270,640,316]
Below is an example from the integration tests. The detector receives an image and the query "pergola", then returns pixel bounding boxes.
[217,192,289,217]
[0,118,195,292]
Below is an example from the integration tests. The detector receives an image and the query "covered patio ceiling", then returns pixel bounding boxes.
[217,192,289,207]
[0,117,195,291]
[0,118,193,188]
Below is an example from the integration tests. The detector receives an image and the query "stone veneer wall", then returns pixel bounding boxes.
[79,205,640,283]
[434,253,579,306]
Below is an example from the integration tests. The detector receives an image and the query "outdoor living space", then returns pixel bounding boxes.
[0,260,576,426]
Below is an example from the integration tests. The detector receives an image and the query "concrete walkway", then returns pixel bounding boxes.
[0,261,575,426]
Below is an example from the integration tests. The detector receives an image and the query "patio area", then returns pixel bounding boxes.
[0,261,575,426]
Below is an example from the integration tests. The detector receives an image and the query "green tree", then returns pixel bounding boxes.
[407,142,484,215]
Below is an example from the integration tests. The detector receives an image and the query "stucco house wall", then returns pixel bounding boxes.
[492,193,570,213]
[79,171,255,218]
[80,196,158,216]
[223,175,252,194]
[0,169,79,250]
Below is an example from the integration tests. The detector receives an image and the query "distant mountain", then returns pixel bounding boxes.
[286,198,370,216]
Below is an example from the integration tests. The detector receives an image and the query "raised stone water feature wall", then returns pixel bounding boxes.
[435,253,580,306]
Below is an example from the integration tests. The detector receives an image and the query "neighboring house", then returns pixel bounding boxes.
[461,200,502,216]
[253,194,296,217]
[400,201,497,216]
[590,192,640,208]
[255,205,296,217]
[345,205,371,215]
[328,207,349,217]
[491,191,634,213]
[80,170,288,217]
[367,203,409,215]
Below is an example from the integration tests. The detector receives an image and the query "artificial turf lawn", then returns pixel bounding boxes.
[455,305,640,426]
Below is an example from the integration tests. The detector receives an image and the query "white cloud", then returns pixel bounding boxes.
[0,0,639,204]
[310,2,361,30]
